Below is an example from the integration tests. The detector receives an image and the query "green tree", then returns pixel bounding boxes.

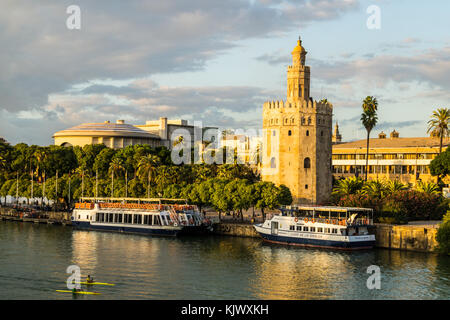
[109,158,125,197]
[361,96,378,181]
[414,181,440,195]
[332,177,364,197]
[427,108,450,154]
[385,180,408,194]
[430,147,450,180]
[277,184,293,206]
[137,154,160,198]
[362,180,387,198]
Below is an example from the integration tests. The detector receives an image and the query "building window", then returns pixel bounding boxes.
[270,157,276,169]
[288,130,292,136]
[305,184,308,189]
[321,131,324,137]
[306,130,309,136]
[304,157,311,169]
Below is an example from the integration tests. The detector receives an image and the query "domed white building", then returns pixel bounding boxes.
[53,120,161,149]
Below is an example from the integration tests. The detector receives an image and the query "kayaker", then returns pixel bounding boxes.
[86,275,94,283]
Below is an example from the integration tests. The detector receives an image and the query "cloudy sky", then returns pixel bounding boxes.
[0,0,449,145]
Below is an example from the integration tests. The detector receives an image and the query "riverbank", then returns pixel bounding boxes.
[0,206,442,253]
[0,206,72,226]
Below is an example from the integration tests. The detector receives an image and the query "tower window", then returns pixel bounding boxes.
[321,131,324,137]
[304,157,311,169]
[288,130,292,136]
[305,184,308,189]
[306,130,309,136]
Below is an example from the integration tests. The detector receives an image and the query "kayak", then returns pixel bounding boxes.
[56,290,101,295]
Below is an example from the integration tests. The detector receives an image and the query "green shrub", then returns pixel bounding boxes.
[436,221,450,255]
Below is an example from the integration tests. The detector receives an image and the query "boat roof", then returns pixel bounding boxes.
[80,197,188,202]
[282,205,373,212]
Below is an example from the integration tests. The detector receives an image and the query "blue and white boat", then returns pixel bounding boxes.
[71,197,213,237]
[254,206,376,250]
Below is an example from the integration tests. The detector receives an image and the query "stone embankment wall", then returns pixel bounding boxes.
[213,223,260,238]
[374,224,439,253]
[0,206,71,224]
[213,222,441,253]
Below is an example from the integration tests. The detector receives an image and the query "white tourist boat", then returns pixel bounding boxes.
[71,197,213,237]
[254,206,376,250]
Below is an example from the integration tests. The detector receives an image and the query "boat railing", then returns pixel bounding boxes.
[74,202,197,211]
[290,216,372,226]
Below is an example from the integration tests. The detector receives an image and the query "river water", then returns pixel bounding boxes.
[0,221,449,300]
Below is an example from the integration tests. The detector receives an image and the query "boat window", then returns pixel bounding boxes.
[325,228,330,233]
[144,215,148,225]
[96,213,99,221]
[154,215,161,226]
[303,227,309,232]
[78,215,81,219]
[133,214,142,224]
[290,225,295,231]
[332,229,338,234]
[148,215,153,225]
[296,226,302,231]
[317,227,323,233]
[310,227,316,232]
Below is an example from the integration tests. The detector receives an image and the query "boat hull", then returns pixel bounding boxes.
[72,221,181,237]
[254,226,375,250]
[72,221,212,237]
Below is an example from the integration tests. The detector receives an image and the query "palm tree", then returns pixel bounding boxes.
[0,154,6,171]
[415,181,440,194]
[137,154,160,198]
[155,165,175,190]
[332,177,364,197]
[362,180,387,198]
[361,96,378,181]
[427,108,450,154]
[109,158,124,197]
[385,180,408,194]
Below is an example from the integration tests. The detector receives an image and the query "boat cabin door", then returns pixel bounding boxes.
[271,221,279,235]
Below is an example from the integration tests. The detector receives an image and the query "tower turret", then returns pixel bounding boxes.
[287,37,310,102]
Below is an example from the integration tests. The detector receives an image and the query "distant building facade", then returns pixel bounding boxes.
[332,130,449,185]
[53,118,217,150]
[261,38,333,204]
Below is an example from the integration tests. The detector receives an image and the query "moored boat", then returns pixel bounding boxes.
[71,197,213,237]
[254,205,376,250]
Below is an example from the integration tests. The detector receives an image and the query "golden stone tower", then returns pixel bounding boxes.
[262,37,333,204]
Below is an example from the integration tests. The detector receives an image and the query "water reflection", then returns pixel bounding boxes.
[1,222,449,300]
